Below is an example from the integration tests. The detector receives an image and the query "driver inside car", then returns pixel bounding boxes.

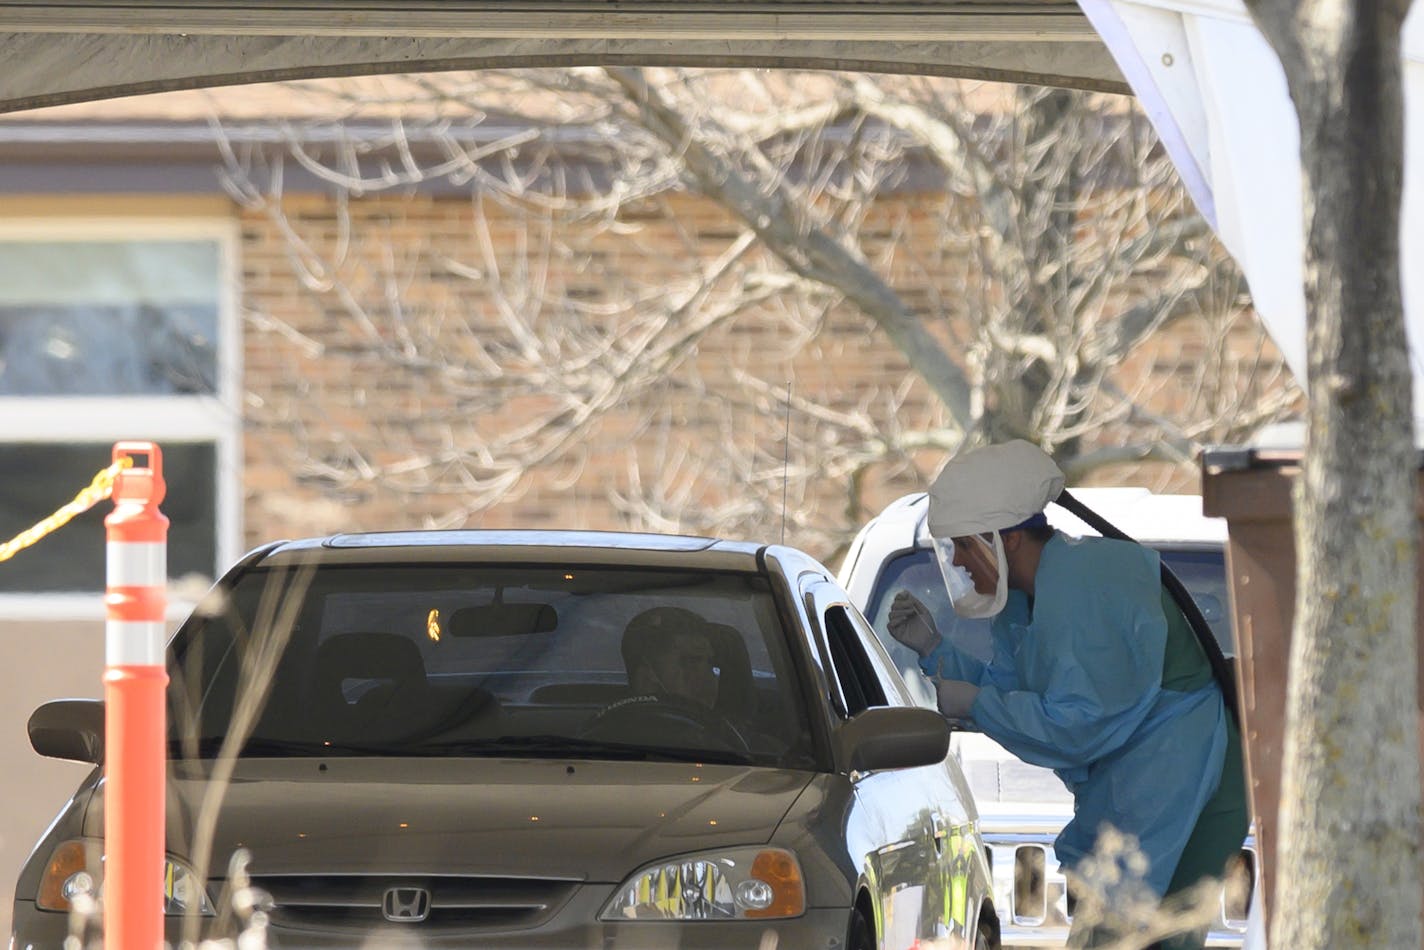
[581,605,755,754]
[622,606,720,709]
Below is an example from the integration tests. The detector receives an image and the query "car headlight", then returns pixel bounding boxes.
[36,838,215,916]
[600,847,805,921]
[162,854,215,916]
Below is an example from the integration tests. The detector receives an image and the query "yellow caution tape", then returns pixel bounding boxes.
[0,456,134,564]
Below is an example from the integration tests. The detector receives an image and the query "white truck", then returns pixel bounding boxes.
[837,487,1258,947]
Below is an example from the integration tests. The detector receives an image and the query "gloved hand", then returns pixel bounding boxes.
[936,679,980,719]
[886,591,943,658]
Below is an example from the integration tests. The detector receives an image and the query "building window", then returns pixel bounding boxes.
[0,220,239,611]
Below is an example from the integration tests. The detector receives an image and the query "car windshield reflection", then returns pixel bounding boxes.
[167,565,817,770]
[865,546,1235,662]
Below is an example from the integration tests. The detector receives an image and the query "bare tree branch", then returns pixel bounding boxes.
[600,65,975,428]
[228,68,1302,560]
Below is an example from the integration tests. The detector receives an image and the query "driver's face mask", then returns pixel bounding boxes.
[934,532,1008,619]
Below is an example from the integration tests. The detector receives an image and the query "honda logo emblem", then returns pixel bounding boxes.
[382,886,431,923]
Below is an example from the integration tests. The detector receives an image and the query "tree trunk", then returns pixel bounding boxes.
[1241,1,1420,947]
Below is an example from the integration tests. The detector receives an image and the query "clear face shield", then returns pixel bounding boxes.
[932,531,1009,619]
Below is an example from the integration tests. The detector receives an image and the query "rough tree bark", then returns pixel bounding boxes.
[1240,1,1421,946]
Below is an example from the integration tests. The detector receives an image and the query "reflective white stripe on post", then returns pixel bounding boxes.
[105,620,166,667]
[106,542,166,587]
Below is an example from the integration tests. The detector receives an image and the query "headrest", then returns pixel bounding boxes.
[314,632,426,697]
[702,621,753,713]
[620,606,709,670]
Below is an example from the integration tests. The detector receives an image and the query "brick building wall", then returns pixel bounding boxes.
[238,187,1295,564]
[240,190,931,557]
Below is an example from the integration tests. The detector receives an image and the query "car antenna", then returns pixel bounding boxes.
[781,380,791,545]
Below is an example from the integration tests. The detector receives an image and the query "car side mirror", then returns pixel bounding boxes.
[29,699,104,764]
[835,706,950,773]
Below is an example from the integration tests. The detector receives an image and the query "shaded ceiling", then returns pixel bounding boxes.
[0,1,1126,114]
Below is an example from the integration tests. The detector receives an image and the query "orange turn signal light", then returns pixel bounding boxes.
[37,839,97,911]
[746,848,805,918]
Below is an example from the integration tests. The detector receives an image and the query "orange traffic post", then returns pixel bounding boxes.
[104,442,169,950]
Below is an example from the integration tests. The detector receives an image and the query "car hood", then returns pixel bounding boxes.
[84,758,815,882]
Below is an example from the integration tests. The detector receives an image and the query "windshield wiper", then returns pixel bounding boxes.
[167,737,409,758]
[168,734,752,763]
[427,734,750,764]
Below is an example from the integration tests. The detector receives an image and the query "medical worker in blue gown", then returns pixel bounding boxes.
[887,440,1247,950]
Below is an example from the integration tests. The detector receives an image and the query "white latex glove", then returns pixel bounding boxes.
[936,679,980,719]
[885,591,943,658]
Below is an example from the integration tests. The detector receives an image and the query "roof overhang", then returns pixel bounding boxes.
[0,1,1127,115]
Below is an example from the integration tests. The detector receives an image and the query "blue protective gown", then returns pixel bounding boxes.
[919,532,1229,897]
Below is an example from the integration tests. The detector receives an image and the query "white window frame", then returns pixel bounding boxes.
[0,216,242,620]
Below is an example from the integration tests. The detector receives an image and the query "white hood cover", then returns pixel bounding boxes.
[1079,0,1424,432]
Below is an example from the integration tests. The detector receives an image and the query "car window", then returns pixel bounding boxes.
[823,605,889,717]
[842,605,916,707]
[167,563,817,769]
[864,545,1235,668]
[1157,548,1235,655]
[863,551,995,705]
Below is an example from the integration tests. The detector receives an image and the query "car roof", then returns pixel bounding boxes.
[877,486,1227,548]
[1049,487,1228,545]
[253,529,770,573]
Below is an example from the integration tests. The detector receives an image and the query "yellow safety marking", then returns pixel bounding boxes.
[0,457,134,564]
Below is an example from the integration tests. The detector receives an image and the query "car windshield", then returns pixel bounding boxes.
[167,563,817,769]
[863,543,1235,674]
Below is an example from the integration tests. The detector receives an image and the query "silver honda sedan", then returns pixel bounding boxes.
[16,530,997,949]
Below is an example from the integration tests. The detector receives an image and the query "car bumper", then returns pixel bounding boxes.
[13,901,853,949]
[983,830,1255,948]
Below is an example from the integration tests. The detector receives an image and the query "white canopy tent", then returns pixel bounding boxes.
[1083,0,1424,433]
[0,3,1128,111]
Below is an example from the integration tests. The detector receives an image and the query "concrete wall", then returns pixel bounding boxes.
[0,618,104,939]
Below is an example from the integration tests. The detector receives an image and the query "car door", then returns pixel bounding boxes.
[803,577,974,949]
[840,599,988,940]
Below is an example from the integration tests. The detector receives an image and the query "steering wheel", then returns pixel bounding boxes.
[581,695,751,755]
